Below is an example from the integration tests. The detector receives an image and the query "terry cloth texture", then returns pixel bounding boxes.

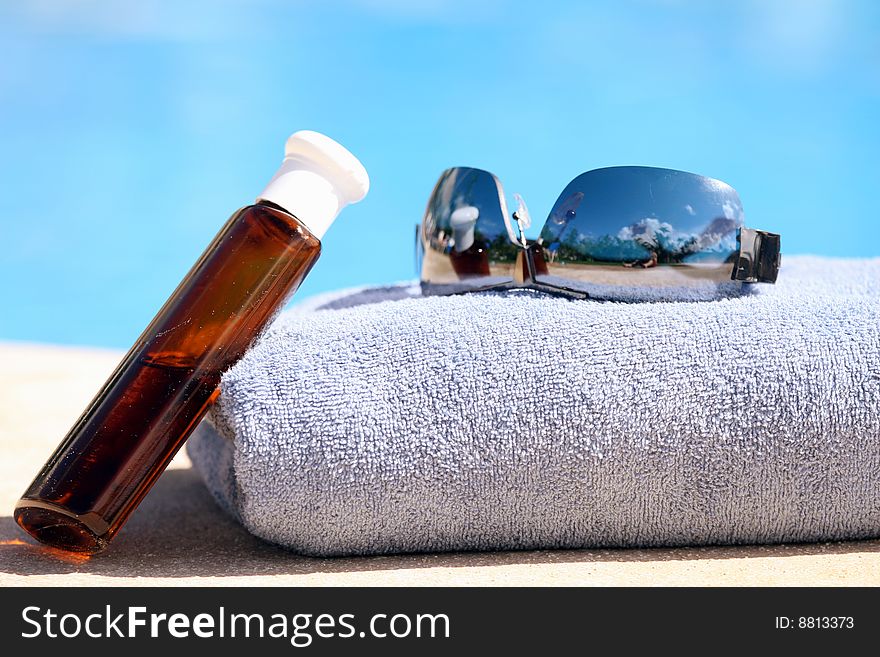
[188,256,880,557]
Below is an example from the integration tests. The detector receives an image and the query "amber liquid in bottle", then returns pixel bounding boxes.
[15,202,320,553]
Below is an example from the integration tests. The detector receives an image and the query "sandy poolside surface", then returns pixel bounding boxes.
[0,341,877,587]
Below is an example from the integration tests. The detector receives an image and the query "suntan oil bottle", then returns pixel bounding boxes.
[15,131,369,554]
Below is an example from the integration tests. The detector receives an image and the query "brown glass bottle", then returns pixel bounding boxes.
[14,202,321,553]
[16,130,369,554]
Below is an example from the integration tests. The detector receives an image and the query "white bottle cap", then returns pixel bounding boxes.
[257,130,370,240]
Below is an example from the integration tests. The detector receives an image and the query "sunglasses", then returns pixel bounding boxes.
[417,166,781,301]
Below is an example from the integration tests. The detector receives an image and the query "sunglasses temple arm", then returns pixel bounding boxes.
[414,223,424,278]
[732,227,782,284]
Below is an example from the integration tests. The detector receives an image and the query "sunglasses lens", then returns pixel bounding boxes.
[419,167,516,294]
[534,167,747,299]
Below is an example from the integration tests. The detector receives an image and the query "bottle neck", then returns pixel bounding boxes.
[256,199,293,215]
[257,167,341,240]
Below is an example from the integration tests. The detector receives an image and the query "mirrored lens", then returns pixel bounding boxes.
[536,166,747,300]
[419,167,517,294]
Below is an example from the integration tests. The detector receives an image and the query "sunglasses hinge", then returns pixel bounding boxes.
[732,228,782,284]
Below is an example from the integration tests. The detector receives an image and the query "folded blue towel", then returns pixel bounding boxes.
[187,256,880,556]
